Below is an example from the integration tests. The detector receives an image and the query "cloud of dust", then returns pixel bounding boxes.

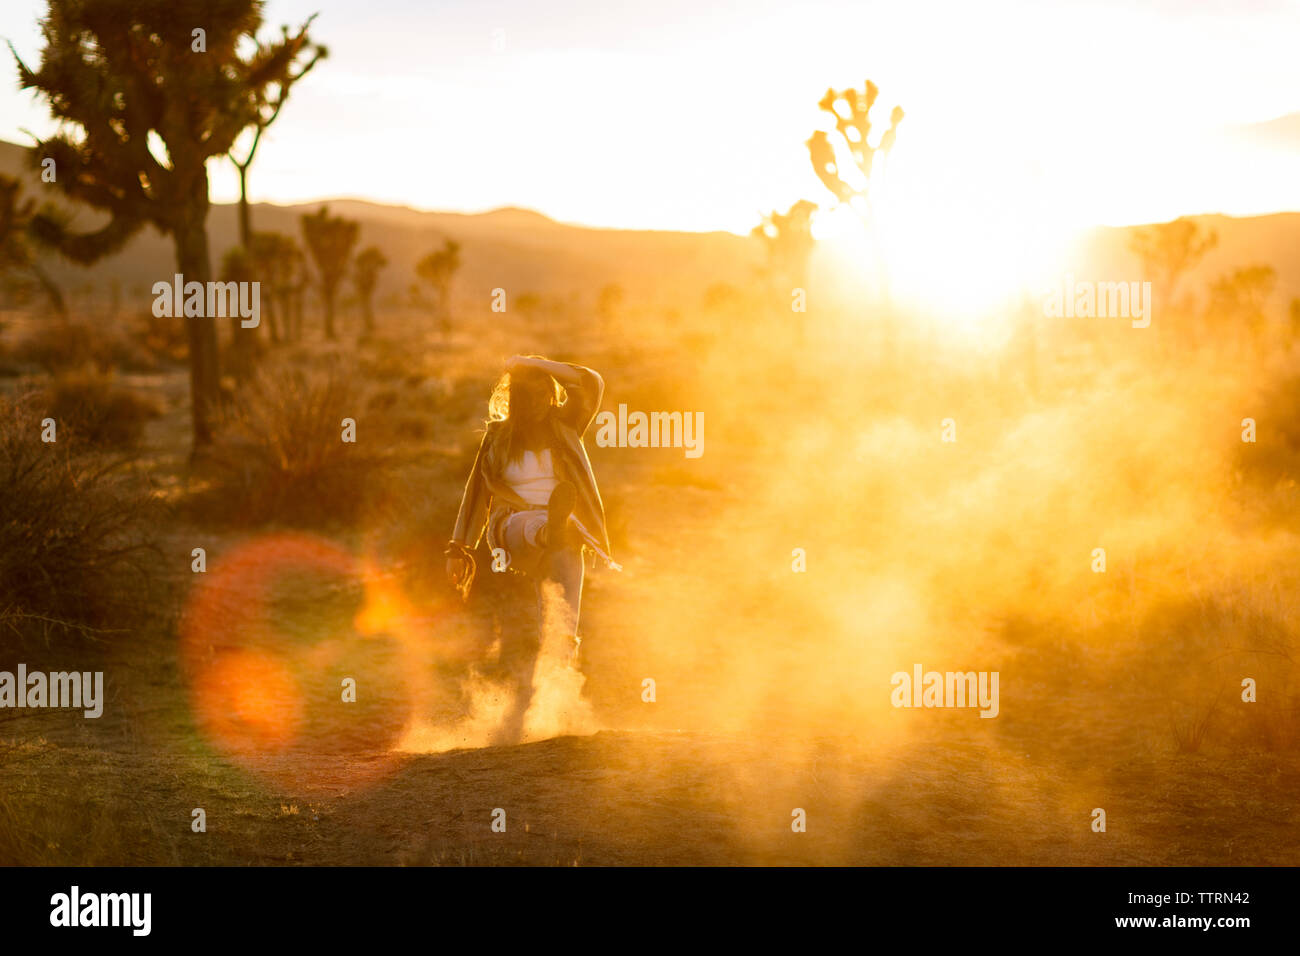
[564,320,1300,858]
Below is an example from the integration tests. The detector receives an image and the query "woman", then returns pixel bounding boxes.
[446,355,618,672]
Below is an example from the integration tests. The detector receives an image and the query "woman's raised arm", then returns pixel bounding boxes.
[508,355,605,434]
[508,355,601,389]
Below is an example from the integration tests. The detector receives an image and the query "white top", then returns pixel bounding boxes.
[501,448,558,506]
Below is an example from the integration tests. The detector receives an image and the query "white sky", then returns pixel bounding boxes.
[2,0,1299,235]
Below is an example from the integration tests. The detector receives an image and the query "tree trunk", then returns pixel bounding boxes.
[437,284,450,332]
[176,189,221,450]
[233,165,260,360]
[324,290,336,340]
[237,163,251,250]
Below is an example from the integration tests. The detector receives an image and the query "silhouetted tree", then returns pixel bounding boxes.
[753,200,817,289]
[285,239,308,342]
[752,199,818,336]
[247,230,295,343]
[352,245,388,336]
[0,174,64,314]
[806,79,903,318]
[219,244,258,372]
[300,205,359,340]
[807,81,903,218]
[227,16,326,250]
[12,0,322,448]
[1128,218,1218,308]
[1208,265,1276,333]
[415,239,461,330]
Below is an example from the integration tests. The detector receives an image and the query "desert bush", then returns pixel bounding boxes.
[42,369,164,448]
[1139,589,1300,753]
[11,316,157,373]
[0,395,161,646]
[1236,371,1300,486]
[129,308,189,365]
[194,363,388,527]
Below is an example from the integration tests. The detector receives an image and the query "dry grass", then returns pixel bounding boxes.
[188,362,391,528]
[10,315,158,374]
[0,394,162,648]
[42,368,164,448]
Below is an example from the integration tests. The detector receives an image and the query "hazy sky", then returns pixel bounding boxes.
[2,0,1299,235]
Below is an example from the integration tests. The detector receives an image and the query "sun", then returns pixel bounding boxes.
[812,182,1068,341]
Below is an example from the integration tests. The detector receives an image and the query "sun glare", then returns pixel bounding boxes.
[814,181,1067,341]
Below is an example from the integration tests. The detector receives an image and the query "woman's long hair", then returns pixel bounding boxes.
[487,360,564,466]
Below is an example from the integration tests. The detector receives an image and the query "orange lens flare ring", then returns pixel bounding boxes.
[179,533,426,791]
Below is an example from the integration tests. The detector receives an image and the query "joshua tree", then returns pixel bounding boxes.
[300,205,359,340]
[806,80,903,312]
[352,245,388,336]
[12,0,325,448]
[227,17,326,251]
[807,80,903,220]
[218,244,258,371]
[752,199,818,290]
[0,174,64,314]
[286,240,309,342]
[247,230,293,343]
[246,230,305,343]
[752,199,818,335]
[415,239,461,330]
[1128,218,1218,308]
[1208,265,1276,333]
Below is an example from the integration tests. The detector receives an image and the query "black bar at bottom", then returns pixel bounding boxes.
[0,865,1277,942]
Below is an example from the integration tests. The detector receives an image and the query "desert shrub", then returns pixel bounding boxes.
[194,363,388,527]
[1236,370,1300,487]
[1137,589,1300,753]
[11,316,157,373]
[129,308,189,365]
[0,395,161,647]
[42,370,164,449]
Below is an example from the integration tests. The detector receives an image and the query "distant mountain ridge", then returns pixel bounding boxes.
[3,138,1298,313]
[0,139,762,310]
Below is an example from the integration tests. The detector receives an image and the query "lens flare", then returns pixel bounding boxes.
[180,533,418,792]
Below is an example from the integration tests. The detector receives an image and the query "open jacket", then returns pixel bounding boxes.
[451,363,618,569]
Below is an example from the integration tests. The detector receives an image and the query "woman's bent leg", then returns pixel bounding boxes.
[537,545,585,659]
[501,509,547,575]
